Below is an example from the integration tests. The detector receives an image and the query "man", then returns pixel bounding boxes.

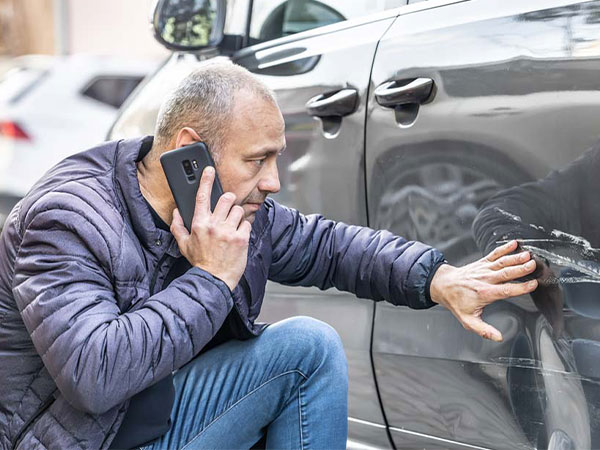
[0,62,538,449]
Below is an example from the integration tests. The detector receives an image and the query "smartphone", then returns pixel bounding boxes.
[160,142,224,232]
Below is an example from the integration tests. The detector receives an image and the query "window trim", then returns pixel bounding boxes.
[233,0,469,59]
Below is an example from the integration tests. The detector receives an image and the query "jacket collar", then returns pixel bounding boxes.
[114,136,180,258]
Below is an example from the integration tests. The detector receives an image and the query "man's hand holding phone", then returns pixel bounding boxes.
[171,167,251,292]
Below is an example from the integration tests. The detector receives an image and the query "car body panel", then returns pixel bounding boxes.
[240,17,397,447]
[366,0,600,448]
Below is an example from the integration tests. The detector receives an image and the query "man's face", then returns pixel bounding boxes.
[215,93,286,223]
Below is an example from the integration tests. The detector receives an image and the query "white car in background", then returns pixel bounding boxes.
[0,54,160,225]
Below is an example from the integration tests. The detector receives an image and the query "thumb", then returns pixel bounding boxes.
[465,316,503,342]
[170,208,189,241]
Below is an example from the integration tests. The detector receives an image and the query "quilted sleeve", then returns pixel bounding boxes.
[12,199,233,415]
[267,199,446,309]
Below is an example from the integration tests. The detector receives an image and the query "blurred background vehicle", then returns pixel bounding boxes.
[0,0,165,226]
[0,54,158,223]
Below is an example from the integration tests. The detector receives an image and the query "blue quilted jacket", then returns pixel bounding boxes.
[0,136,444,449]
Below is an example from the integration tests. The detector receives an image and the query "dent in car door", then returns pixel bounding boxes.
[235,13,398,449]
[367,0,600,449]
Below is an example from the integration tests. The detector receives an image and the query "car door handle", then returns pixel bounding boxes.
[305,88,358,118]
[374,78,434,108]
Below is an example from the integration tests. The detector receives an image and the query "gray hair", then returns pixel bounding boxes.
[153,60,278,162]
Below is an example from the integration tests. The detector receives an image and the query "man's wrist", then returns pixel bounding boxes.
[428,262,452,305]
[193,264,237,292]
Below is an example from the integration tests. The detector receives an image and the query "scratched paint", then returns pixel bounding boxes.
[493,208,600,284]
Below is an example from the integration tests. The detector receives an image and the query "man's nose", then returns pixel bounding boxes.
[259,161,280,194]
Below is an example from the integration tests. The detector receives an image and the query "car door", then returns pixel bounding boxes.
[233,2,403,447]
[366,0,600,448]
[106,1,406,446]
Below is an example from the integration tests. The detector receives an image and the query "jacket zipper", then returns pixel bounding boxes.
[234,275,260,339]
[12,394,54,449]
[149,253,169,295]
[239,275,251,305]
[239,275,267,335]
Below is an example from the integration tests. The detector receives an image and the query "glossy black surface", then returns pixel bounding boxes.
[368,1,600,448]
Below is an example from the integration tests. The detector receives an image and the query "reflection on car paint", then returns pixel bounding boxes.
[472,140,600,448]
[490,208,600,283]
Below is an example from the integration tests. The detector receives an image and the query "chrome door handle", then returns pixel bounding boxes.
[305,88,358,117]
[374,78,434,108]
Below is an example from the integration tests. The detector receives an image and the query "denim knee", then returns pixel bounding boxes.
[269,316,348,380]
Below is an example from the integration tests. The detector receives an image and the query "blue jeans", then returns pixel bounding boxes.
[142,316,348,449]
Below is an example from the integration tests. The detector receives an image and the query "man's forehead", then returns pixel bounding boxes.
[242,138,286,158]
[225,92,285,149]
[233,89,279,112]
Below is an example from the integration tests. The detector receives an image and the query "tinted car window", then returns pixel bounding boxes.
[81,76,145,108]
[249,0,406,44]
[253,0,344,42]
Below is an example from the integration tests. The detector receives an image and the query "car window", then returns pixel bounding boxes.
[80,76,145,109]
[248,0,406,44]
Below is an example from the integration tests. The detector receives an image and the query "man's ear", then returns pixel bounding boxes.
[175,127,202,149]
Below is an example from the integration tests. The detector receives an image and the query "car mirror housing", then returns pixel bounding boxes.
[152,0,226,51]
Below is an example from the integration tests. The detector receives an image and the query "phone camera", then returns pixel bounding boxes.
[182,160,193,176]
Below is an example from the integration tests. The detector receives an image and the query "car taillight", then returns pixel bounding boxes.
[0,121,30,140]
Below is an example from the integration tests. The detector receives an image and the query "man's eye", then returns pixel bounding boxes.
[253,159,266,167]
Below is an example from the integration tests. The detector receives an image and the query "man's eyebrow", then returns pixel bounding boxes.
[246,144,286,157]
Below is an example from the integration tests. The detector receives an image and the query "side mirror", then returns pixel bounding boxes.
[152,0,226,51]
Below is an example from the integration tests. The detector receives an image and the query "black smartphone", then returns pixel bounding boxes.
[160,142,224,232]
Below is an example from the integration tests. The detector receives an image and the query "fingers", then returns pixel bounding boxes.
[195,166,215,216]
[493,259,536,282]
[490,279,538,300]
[463,316,503,342]
[490,251,530,270]
[485,240,518,262]
[170,209,189,241]
[238,219,252,238]
[225,205,245,229]
[212,192,236,221]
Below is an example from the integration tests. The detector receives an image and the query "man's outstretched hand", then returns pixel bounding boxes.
[429,240,538,342]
